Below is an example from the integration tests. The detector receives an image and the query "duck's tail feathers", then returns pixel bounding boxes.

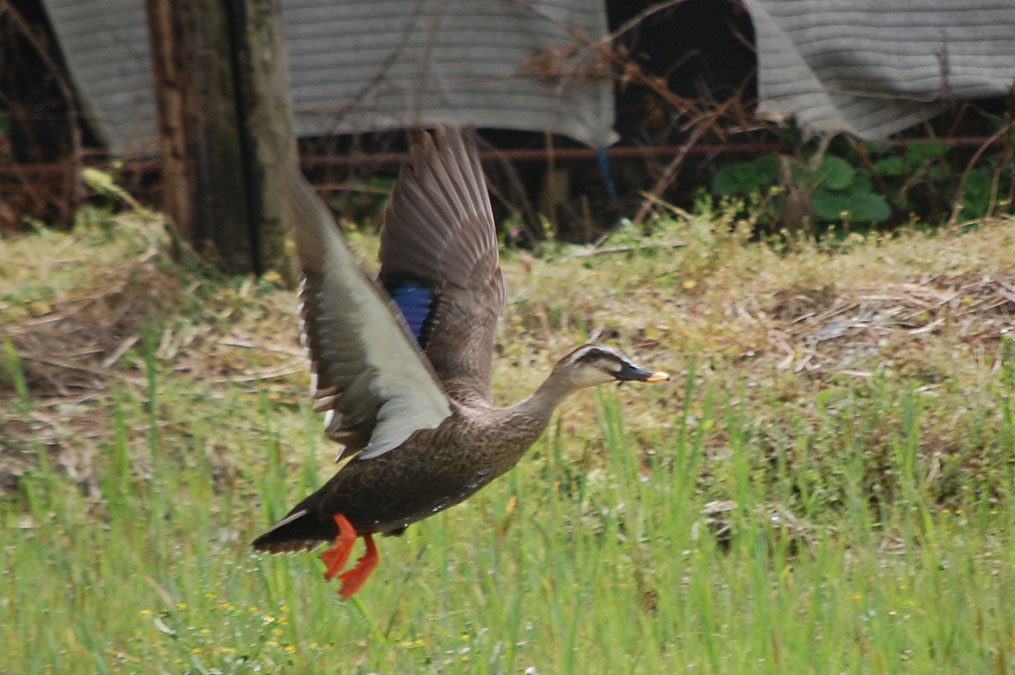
[251,509,329,554]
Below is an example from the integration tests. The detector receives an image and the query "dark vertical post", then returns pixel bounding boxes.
[146,0,294,275]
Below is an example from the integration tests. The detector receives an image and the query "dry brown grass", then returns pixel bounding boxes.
[2,209,1013,494]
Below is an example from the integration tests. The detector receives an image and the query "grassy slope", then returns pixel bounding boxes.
[2,206,1015,673]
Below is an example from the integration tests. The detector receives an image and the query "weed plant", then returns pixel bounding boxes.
[2,207,1015,672]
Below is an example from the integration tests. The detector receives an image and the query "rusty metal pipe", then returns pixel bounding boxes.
[296,136,1002,169]
[0,136,1003,180]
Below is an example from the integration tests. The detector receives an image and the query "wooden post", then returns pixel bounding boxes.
[146,0,294,275]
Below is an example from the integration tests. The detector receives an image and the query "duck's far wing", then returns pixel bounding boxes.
[283,168,452,461]
[378,126,507,402]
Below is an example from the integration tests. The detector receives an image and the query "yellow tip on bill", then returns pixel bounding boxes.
[645,371,670,383]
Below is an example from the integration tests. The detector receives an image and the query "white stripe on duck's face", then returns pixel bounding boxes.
[558,343,669,389]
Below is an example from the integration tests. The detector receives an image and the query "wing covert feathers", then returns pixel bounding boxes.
[282,167,451,460]
[379,127,506,402]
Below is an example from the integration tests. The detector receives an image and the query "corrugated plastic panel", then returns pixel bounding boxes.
[743,0,1015,138]
[43,0,158,155]
[40,0,615,155]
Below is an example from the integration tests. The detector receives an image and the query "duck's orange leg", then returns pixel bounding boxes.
[337,534,378,599]
[320,513,356,580]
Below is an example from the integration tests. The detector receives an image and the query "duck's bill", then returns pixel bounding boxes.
[617,363,671,382]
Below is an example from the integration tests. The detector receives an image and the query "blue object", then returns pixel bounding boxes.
[391,281,433,341]
[597,146,617,201]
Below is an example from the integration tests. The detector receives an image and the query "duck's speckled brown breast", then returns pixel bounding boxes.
[303,406,551,536]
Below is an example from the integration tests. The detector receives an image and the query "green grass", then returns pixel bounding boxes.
[3,208,1015,672]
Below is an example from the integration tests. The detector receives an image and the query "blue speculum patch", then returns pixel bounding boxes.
[391,281,432,340]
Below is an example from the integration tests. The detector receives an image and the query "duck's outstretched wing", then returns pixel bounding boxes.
[283,168,451,461]
[378,126,506,403]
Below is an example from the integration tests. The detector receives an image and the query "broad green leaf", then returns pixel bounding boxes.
[850,192,892,222]
[712,164,739,195]
[712,155,783,196]
[874,156,905,177]
[712,163,752,196]
[813,188,890,223]
[751,154,781,185]
[958,168,993,219]
[816,155,855,191]
[865,139,890,155]
[905,140,945,166]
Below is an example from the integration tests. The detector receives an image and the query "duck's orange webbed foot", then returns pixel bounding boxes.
[338,534,378,598]
[318,513,380,598]
[320,513,356,580]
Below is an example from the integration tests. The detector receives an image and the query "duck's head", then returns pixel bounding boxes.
[553,343,670,390]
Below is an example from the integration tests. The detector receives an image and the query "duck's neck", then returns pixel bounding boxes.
[500,368,577,439]
[463,368,581,478]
